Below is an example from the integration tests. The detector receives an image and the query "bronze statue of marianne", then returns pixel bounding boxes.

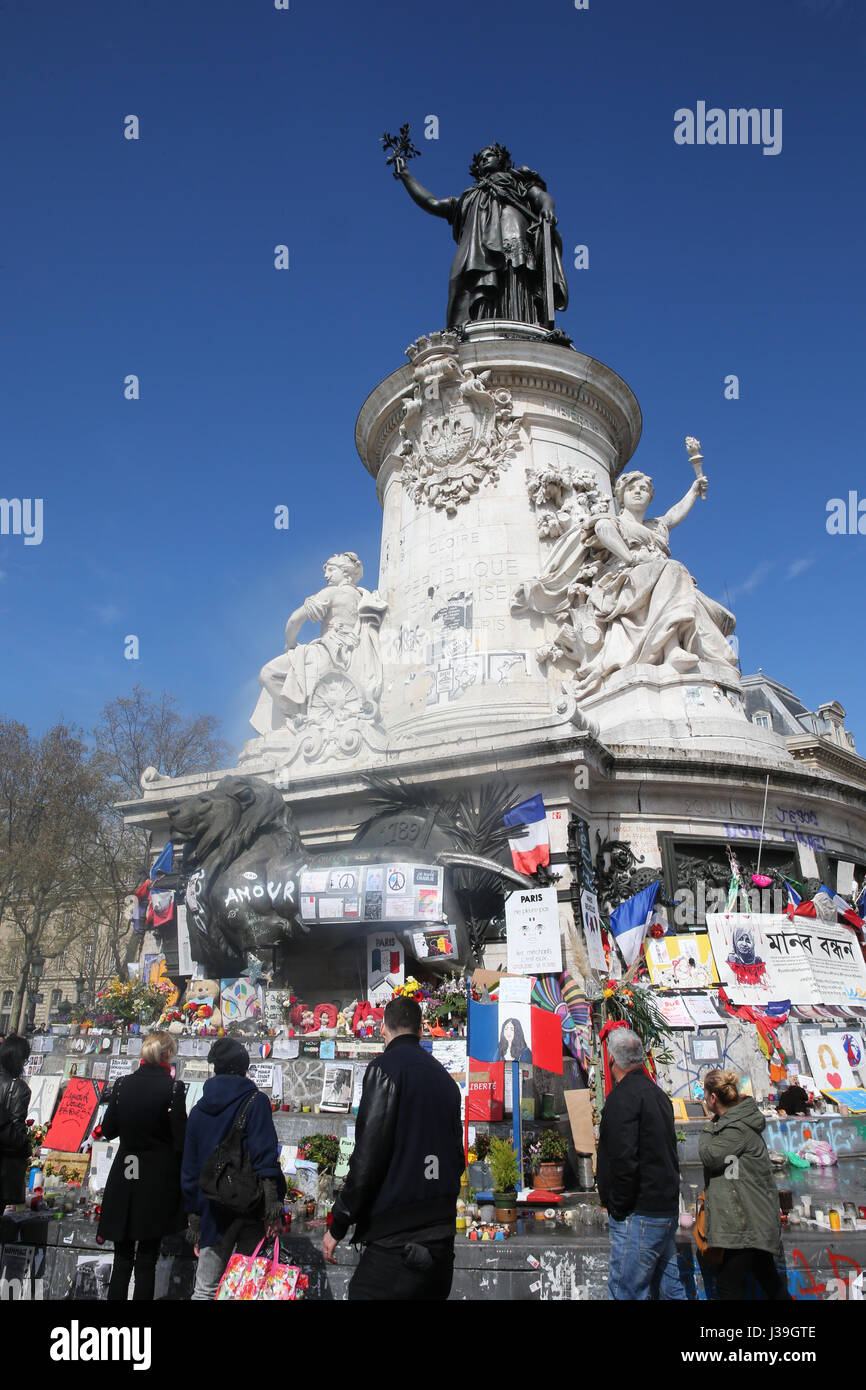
[390,141,569,331]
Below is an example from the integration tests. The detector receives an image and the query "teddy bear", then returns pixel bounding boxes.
[182,978,222,1031]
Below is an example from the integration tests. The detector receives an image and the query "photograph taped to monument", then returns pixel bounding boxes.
[320,1063,355,1112]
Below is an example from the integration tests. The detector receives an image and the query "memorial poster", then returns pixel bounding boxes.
[505,886,562,975]
[43,1078,104,1153]
[26,1074,62,1126]
[656,996,695,1029]
[580,889,607,974]
[220,977,262,1024]
[411,926,458,961]
[299,862,444,924]
[645,935,718,989]
[801,1031,862,1092]
[366,931,405,1003]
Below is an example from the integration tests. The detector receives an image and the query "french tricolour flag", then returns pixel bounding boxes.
[819,884,865,931]
[504,794,550,875]
[609,880,661,968]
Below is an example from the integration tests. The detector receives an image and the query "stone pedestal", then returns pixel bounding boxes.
[355,330,642,752]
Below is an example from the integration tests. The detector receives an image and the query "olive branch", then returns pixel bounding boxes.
[380,124,420,176]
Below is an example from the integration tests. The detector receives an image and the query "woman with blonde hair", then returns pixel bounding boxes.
[699,1069,789,1301]
[97,1030,187,1301]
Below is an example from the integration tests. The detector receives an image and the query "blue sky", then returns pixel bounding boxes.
[2,0,864,757]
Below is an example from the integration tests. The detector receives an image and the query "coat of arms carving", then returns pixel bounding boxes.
[396,332,523,515]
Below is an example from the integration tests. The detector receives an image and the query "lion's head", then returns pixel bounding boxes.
[168,775,303,885]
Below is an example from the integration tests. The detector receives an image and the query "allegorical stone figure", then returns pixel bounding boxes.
[513,469,737,699]
[391,143,568,330]
[251,552,387,734]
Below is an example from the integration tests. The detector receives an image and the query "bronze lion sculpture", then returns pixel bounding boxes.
[168,775,307,965]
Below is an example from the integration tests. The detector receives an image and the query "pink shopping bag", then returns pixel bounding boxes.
[215,1239,308,1301]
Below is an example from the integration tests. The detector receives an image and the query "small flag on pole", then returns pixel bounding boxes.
[504,794,550,875]
[151,842,173,879]
[609,880,661,968]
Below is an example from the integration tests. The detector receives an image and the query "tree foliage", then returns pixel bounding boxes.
[0,719,105,1029]
[92,684,233,800]
[0,689,233,1028]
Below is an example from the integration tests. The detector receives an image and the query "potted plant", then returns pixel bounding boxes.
[527,1130,569,1192]
[488,1137,521,1222]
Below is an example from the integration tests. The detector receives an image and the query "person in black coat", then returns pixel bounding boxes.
[324,996,465,1301]
[0,1035,32,1207]
[596,1028,687,1301]
[97,1030,187,1301]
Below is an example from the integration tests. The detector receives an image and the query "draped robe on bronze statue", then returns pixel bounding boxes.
[441,170,568,329]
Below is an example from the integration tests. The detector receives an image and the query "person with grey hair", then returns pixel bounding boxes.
[596,1028,687,1300]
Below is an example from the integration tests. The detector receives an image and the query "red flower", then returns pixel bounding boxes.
[26,1117,34,1126]
[650,923,666,939]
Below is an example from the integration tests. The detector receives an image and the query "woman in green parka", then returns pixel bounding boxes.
[699,1069,790,1300]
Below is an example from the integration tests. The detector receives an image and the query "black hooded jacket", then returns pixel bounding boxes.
[596,1069,682,1221]
[329,1034,464,1245]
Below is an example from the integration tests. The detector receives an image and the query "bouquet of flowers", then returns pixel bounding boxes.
[297,1134,340,1172]
[598,976,673,1066]
[26,1120,47,1153]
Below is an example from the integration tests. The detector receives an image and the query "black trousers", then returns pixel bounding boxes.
[348,1237,455,1302]
[107,1236,162,1302]
[716,1247,791,1301]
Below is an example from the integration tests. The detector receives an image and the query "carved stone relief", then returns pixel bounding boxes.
[395,332,523,515]
[247,551,388,768]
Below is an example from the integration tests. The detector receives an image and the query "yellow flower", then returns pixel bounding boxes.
[603,988,614,998]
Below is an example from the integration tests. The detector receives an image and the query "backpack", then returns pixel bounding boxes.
[199,1093,263,1215]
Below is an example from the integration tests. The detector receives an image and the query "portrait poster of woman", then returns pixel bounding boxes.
[496,1014,532,1063]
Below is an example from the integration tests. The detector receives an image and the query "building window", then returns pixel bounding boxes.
[51,989,62,1006]
[753,711,771,729]
[1,990,12,1008]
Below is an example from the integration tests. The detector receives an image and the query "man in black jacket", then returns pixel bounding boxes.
[596,1029,687,1300]
[323,996,464,1300]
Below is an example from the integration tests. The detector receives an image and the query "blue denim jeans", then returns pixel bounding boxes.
[608,1213,688,1300]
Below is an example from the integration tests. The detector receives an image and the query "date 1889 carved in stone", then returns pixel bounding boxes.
[396,332,523,516]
